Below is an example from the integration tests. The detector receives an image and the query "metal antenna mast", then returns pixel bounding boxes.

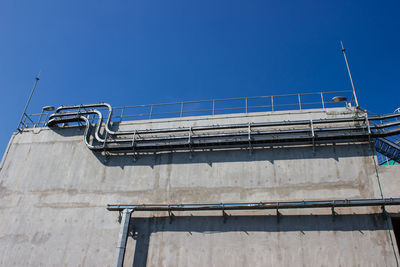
[340,41,359,107]
[17,72,41,131]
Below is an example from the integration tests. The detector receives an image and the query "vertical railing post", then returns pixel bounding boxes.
[365,113,371,135]
[149,105,153,120]
[36,113,44,128]
[320,92,325,110]
[120,108,125,122]
[212,100,215,115]
[298,94,302,110]
[23,114,27,128]
[115,208,133,267]
[180,102,184,117]
[271,96,274,112]
[245,97,248,114]
[44,113,50,126]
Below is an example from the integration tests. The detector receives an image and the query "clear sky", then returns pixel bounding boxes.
[0,0,399,157]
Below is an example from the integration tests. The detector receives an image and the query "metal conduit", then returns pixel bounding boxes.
[107,198,400,212]
[47,103,400,153]
[110,198,400,267]
[114,209,132,267]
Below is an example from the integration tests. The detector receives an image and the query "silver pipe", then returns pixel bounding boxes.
[111,125,369,143]
[48,103,400,152]
[48,112,393,144]
[50,103,400,136]
[107,198,400,212]
[114,209,132,267]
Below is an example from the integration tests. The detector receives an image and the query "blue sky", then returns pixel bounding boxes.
[1,0,399,157]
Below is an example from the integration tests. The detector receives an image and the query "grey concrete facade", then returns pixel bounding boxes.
[0,108,399,266]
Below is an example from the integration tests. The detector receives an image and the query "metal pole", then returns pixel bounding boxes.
[115,208,133,267]
[212,100,215,115]
[341,41,359,107]
[271,96,274,111]
[149,105,153,119]
[120,107,125,122]
[298,94,302,110]
[180,102,184,117]
[17,74,40,131]
[107,197,400,212]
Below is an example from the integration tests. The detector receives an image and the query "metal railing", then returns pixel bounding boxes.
[19,90,355,130]
[18,112,51,130]
[111,90,354,122]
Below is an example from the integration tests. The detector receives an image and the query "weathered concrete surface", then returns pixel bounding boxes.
[0,108,399,266]
[125,215,395,267]
[378,165,400,214]
[379,165,400,198]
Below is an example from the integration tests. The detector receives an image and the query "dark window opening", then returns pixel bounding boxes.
[391,217,400,252]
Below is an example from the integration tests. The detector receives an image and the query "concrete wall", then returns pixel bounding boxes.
[378,165,400,215]
[0,108,399,266]
[379,165,400,198]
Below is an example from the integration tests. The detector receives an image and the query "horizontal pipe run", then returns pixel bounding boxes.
[49,108,369,135]
[103,125,369,143]
[49,103,400,136]
[47,112,396,144]
[107,198,400,212]
[47,103,400,153]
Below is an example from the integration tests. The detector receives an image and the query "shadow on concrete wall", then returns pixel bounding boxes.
[50,126,373,167]
[126,214,388,267]
[101,143,373,168]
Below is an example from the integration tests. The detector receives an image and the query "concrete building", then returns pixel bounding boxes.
[1,92,400,266]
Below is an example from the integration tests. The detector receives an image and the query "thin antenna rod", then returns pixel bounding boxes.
[17,72,41,131]
[340,41,359,107]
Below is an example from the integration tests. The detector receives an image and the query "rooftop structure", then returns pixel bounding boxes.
[1,90,400,266]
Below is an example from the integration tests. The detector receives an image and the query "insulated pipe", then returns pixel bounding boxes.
[47,103,400,153]
[114,209,132,267]
[49,110,399,143]
[48,110,105,142]
[53,103,118,134]
[50,103,400,137]
[50,116,398,151]
[49,121,400,152]
[107,198,400,212]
